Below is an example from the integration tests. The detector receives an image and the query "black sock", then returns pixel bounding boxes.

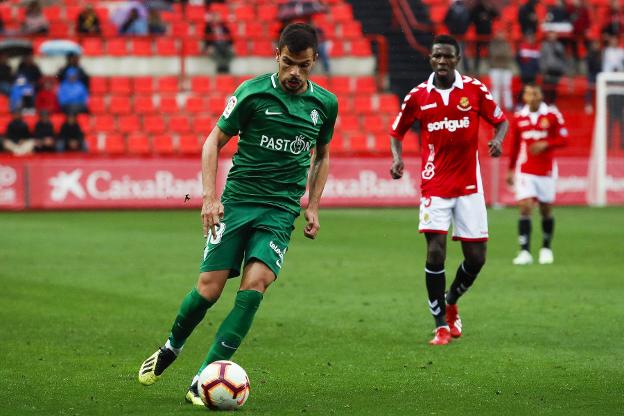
[446,261,482,305]
[542,217,554,248]
[425,262,447,328]
[519,217,531,252]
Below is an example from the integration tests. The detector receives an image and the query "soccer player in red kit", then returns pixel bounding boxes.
[507,83,566,265]
[389,35,509,345]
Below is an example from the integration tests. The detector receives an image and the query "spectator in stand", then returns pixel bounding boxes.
[148,9,167,35]
[57,53,90,91]
[77,4,101,35]
[543,0,573,70]
[2,109,35,155]
[16,54,42,89]
[540,31,568,104]
[58,113,85,152]
[567,0,590,71]
[315,25,330,74]
[21,0,49,35]
[35,77,59,114]
[444,0,472,73]
[57,68,89,114]
[603,35,624,148]
[601,0,624,39]
[204,13,233,74]
[518,0,539,36]
[33,110,56,152]
[0,53,14,97]
[119,7,148,35]
[9,76,35,113]
[470,0,498,73]
[585,40,602,114]
[517,32,541,90]
[489,31,514,110]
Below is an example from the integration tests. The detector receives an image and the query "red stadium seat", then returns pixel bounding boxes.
[82,38,104,56]
[131,39,152,56]
[109,96,132,114]
[183,39,202,55]
[171,22,189,37]
[179,134,203,155]
[185,96,204,113]
[127,133,151,155]
[208,96,227,115]
[258,5,278,21]
[77,114,90,134]
[194,116,213,133]
[155,38,177,56]
[373,135,392,154]
[363,114,386,134]
[186,5,205,23]
[329,134,345,154]
[153,134,175,155]
[143,116,166,134]
[49,23,71,38]
[85,134,99,153]
[379,94,400,114]
[169,115,191,134]
[347,134,370,152]
[233,40,249,56]
[234,5,254,21]
[107,39,128,56]
[110,77,132,95]
[133,77,153,94]
[350,39,372,57]
[91,77,108,94]
[312,75,329,89]
[330,76,352,95]
[89,95,106,114]
[354,96,374,114]
[157,77,179,93]
[338,115,359,133]
[329,40,345,57]
[43,6,62,22]
[118,115,141,134]
[191,77,212,93]
[355,77,377,94]
[93,115,115,133]
[215,75,238,94]
[340,21,362,39]
[159,96,179,113]
[251,40,275,57]
[134,95,155,114]
[50,114,64,131]
[103,134,126,155]
[331,4,353,22]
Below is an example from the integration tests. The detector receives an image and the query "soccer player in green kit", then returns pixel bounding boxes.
[138,23,338,405]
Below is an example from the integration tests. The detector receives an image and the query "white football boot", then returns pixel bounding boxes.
[512,250,533,265]
[538,248,554,264]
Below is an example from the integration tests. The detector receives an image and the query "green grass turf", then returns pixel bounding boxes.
[1,207,623,415]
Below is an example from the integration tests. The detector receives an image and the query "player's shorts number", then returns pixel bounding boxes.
[422,144,436,180]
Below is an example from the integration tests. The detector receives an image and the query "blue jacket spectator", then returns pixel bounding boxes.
[119,8,148,35]
[9,76,35,112]
[57,68,89,114]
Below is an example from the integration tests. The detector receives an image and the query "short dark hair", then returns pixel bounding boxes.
[522,82,542,93]
[278,23,318,55]
[431,34,461,56]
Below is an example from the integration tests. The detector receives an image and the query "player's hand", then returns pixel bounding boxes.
[201,198,224,238]
[506,170,515,186]
[390,158,404,179]
[303,208,320,239]
[488,139,503,157]
[529,141,549,155]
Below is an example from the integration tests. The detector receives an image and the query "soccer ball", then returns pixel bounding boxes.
[198,360,250,410]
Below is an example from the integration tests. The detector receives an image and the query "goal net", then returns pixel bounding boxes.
[588,72,624,206]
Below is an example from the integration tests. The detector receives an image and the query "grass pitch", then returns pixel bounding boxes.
[1,207,623,415]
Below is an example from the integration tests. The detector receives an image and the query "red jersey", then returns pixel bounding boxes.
[390,71,507,198]
[509,103,567,176]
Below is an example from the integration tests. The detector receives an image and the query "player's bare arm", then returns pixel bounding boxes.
[305,142,330,239]
[488,119,509,157]
[390,137,404,179]
[201,126,230,238]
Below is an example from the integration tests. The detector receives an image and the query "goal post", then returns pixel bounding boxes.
[588,72,624,206]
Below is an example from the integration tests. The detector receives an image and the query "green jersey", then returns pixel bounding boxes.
[216,73,338,215]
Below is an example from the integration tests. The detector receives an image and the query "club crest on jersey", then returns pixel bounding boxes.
[222,96,237,119]
[457,96,472,111]
[540,118,550,128]
[310,109,319,125]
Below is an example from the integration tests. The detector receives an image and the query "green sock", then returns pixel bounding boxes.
[196,290,263,375]
[168,288,215,349]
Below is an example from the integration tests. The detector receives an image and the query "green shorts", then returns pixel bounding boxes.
[200,202,297,278]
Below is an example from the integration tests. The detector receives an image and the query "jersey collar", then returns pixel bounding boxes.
[270,73,314,95]
[520,102,549,117]
[426,70,464,92]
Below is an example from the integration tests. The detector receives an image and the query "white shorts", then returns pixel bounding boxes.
[418,193,489,242]
[515,172,556,203]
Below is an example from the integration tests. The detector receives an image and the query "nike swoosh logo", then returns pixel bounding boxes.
[265,109,283,115]
[220,341,237,350]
